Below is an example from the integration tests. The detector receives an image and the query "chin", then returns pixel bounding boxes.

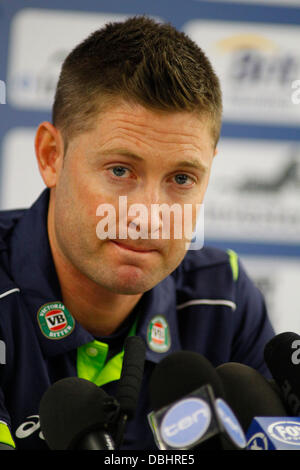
[102,281,147,296]
[107,269,160,295]
[87,261,169,295]
[111,277,151,295]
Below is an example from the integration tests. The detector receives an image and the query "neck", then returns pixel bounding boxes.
[47,210,142,337]
[57,279,142,336]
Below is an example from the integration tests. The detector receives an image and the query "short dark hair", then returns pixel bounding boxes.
[52,15,222,150]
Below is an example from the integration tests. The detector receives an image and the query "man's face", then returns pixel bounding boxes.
[51,100,216,295]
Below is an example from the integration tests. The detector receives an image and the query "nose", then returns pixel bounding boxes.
[123,189,191,242]
[125,189,164,240]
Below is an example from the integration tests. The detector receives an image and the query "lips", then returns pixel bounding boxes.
[110,240,159,253]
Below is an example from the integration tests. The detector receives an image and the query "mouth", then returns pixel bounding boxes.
[110,240,158,253]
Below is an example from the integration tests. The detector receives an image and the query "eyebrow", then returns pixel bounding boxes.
[99,148,208,172]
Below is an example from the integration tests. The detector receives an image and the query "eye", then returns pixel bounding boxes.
[173,174,195,186]
[109,166,131,178]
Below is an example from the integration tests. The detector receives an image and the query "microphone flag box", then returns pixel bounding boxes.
[246,417,300,450]
[147,384,247,450]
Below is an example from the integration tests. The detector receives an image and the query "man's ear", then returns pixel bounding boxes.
[214,147,218,158]
[35,122,65,188]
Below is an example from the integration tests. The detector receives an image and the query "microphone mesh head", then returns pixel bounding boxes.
[216,362,288,431]
[264,331,300,364]
[149,350,225,411]
[264,331,300,416]
[39,377,119,449]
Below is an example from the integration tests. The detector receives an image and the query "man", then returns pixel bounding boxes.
[0,16,274,450]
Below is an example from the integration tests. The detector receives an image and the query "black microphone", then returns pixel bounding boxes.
[215,362,295,449]
[0,443,15,450]
[148,351,247,450]
[114,335,146,448]
[149,350,225,409]
[39,377,119,450]
[216,362,288,433]
[264,332,300,416]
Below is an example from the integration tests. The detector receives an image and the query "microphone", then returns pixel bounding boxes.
[114,335,146,448]
[148,351,247,450]
[216,362,288,433]
[39,336,145,450]
[215,361,299,450]
[264,332,300,416]
[246,416,300,450]
[149,350,225,408]
[0,443,15,450]
[39,377,119,450]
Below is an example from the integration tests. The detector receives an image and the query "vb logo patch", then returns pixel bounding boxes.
[147,315,170,353]
[37,302,75,339]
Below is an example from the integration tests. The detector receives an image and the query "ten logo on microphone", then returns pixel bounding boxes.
[160,398,211,448]
[215,398,247,448]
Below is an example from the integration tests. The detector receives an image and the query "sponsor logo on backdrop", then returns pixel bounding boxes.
[184,20,300,125]
[239,256,300,336]
[203,139,300,244]
[7,9,129,109]
[0,128,46,210]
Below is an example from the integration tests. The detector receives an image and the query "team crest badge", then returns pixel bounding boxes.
[37,302,75,340]
[147,315,170,353]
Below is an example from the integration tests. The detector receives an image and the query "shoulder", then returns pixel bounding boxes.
[0,209,25,316]
[0,209,25,246]
[172,245,240,298]
[0,208,25,275]
[0,278,21,325]
[172,245,267,319]
[172,246,274,375]
[179,245,231,271]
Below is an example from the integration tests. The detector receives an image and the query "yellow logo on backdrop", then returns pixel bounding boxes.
[216,34,278,52]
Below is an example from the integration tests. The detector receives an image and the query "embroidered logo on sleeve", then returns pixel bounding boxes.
[147,315,170,353]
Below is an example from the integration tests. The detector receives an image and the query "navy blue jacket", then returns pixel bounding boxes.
[0,189,275,450]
